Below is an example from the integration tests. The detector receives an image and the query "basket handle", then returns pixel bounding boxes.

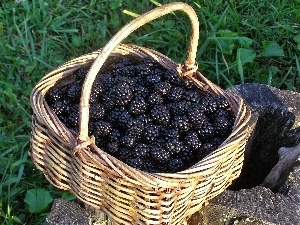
[78,2,199,142]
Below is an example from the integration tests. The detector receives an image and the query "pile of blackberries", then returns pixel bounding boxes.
[45,56,235,173]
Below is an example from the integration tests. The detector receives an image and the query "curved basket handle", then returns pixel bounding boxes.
[78,2,199,142]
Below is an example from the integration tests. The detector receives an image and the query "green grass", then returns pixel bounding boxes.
[0,0,299,224]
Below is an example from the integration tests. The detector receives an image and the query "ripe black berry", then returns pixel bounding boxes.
[151,146,170,163]
[154,82,171,95]
[148,92,164,106]
[145,74,161,86]
[167,87,184,102]
[110,83,133,106]
[126,158,144,170]
[51,99,70,116]
[184,131,202,150]
[188,109,208,129]
[150,105,170,125]
[90,103,105,120]
[197,122,215,140]
[129,97,147,115]
[160,128,180,141]
[132,143,150,158]
[120,135,136,148]
[74,68,88,81]
[46,87,63,104]
[165,139,183,155]
[171,115,190,132]
[94,120,112,137]
[168,158,184,172]
[143,124,160,143]
[179,145,194,163]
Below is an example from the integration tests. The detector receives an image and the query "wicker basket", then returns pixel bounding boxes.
[30,2,251,225]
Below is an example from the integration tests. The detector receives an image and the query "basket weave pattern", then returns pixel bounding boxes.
[30,3,251,224]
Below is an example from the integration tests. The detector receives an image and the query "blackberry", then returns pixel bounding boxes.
[200,96,218,113]
[120,135,136,148]
[90,103,105,120]
[211,137,224,148]
[110,83,133,106]
[184,131,202,150]
[145,74,161,86]
[151,146,170,163]
[46,87,63,104]
[143,161,158,173]
[213,109,231,119]
[148,92,164,106]
[132,85,149,98]
[67,82,81,102]
[90,81,104,103]
[188,109,208,129]
[129,97,147,115]
[181,77,196,90]
[160,127,180,141]
[113,57,135,70]
[183,91,201,105]
[69,103,79,115]
[135,64,152,78]
[202,142,217,153]
[163,70,178,83]
[154,82,171,95]
[168,158,184,172]
[88,122,96,136]
[215,96,230,109]
[132,143,150,158]
[197,122,215,140]
[50,59,236,174]
[93,120,112,137]
[142,57,157,68]
[102,93,115,110]
[67,111,79,131]
[126,157,144,170]
[126,119,144,138]
[136,114,152,126]
[74,68,88,81]
[178,145,194,163]
[108,107,127,125]
[116,66,136,77]
[118,111,133,130]
[109,107,133,129]
[113,75,135,87]
[108,129,122,142]
[106,142,119,156]
[150,105,170,125]
[143,124,160,143]
[118,148,132,161]
[51,99,70,116]
[169,101,189,115]
[171,115,190,132]
[167,87,184,102]
[99,74,114,90]
[213,116,233,137]
[165,139,183,155]
[196,142,216,160]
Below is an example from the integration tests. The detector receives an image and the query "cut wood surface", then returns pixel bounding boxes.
[262,143,300,190]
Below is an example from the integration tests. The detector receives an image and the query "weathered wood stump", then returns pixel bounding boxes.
[46,84,300,225]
